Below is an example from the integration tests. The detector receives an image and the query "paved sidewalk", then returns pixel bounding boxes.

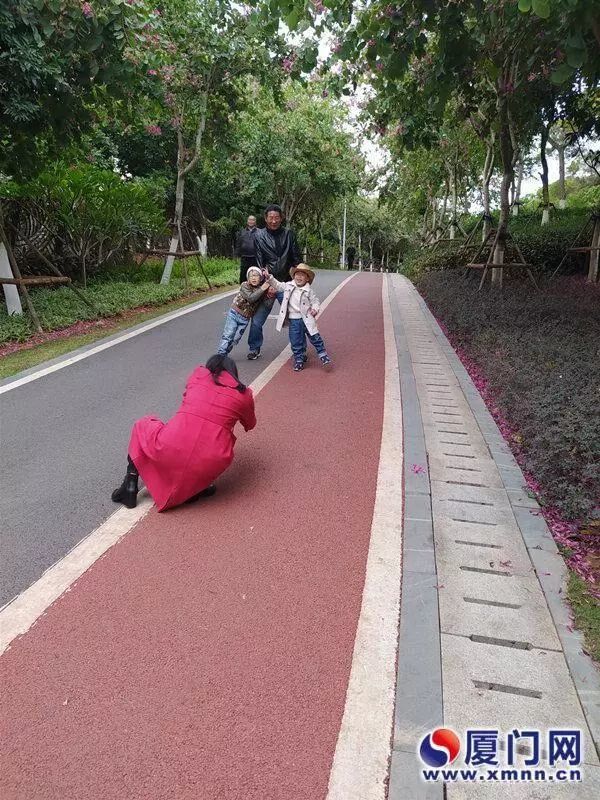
[388,274,600,799]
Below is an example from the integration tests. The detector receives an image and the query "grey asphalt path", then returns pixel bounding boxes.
[0,270,351,608]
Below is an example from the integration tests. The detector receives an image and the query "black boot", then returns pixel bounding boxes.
[111,456,139,509]
[185,484,217,504]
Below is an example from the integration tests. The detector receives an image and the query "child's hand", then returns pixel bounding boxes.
[310,308,318,317]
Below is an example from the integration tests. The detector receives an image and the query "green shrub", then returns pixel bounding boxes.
[417,270,600,520]
[403,209,590,281]
[3,162,168,279]
[0,258,238,345]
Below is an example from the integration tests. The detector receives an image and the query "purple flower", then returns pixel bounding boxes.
[82,2,94,17]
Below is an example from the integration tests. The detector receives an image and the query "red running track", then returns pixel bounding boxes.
[0,273,385,800]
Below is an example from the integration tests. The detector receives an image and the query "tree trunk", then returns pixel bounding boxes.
[369,240,374,272]
[450,165,458,239]
[494,88,515,288]
[588,216,600,283]
[358,232,362,270]
[0,211,42,331]
[162,168,185,285]
[482,137,495,241]
[0,242,23,315]
[558,144,566,208]
[540,124,551,226]
[512,159,523,216]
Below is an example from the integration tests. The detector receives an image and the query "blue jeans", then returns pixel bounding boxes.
[248,292,283,352]
[288,317,327,363]
[218,308,249,354]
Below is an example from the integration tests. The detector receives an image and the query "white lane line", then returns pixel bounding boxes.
[0,288,237,395]
[0,272,357,656]
[326,275,403,800]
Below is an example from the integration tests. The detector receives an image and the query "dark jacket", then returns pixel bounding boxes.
[254,226,301,281]
[235,227,258,259]
[232,281,274,319]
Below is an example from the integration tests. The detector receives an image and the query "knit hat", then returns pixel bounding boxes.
[246,266,262,280]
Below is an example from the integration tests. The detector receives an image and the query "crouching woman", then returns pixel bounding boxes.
[111,355,256,511]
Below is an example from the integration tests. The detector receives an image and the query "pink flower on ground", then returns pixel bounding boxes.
[411,464,425,474]
[147,69,158,76]
[145,124,162,136]
[82,2,94,17]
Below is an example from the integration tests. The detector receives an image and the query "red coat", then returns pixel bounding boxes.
[128,366,256,511]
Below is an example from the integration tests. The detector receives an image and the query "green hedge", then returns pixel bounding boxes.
[402,208,591,281]
[0,258,238,345]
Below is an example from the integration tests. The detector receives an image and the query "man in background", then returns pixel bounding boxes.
[235,214,258,285]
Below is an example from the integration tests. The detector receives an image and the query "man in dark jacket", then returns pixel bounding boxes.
[247,204,302,360]
[235,215,258,284]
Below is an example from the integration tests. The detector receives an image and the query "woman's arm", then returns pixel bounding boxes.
[240,390,257,431]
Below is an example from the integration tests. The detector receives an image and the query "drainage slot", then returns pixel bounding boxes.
[471,634,532,650]
[440,441,471,446]
[426,383,450,387]
[434,412,461,417]
[439,430,468,435]
[447,481,485,488]
[464,597,521,610]
[444,453,476,459]
[447,498,493,506]
[452,518,497,526]
[455,539,502,549]
[473,680,541,699]
[448,466,481,472]
[461,566,510,576]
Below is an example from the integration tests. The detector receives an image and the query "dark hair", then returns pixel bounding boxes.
[265,204,283,216]
[205,354,247,393]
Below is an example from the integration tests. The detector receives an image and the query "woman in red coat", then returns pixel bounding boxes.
[111,355,256,511]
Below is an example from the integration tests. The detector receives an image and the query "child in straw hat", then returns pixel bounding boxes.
[265,263,332,372]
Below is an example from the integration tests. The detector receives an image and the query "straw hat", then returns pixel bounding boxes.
[290,263,315,284]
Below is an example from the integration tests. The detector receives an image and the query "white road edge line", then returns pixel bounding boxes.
[326,275,403,800]
[0,288,237,395]
[0,272,357,656]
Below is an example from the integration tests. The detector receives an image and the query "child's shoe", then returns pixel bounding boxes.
[293,361,304,372]
[247,349,261,360]
[320,354,332,369]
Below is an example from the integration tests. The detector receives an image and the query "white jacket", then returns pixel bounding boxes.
[268,276,321,336]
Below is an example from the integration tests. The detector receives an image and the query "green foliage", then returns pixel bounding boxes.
[417,269,600,520]
[3,162,168,277]
[402,209,590,279]
[0,257,238,344]
[0,0,154,175]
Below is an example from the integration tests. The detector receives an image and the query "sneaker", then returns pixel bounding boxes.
[320,354,332,368]
[247,350,261,361]
[293,361,304,372]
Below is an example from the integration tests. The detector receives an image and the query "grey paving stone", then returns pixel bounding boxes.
[406,492,433,521]
[441,634,599,765]
[394,573,443,752]
[388,750,444,800]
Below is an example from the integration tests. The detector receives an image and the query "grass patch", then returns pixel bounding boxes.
[0,283,236,379]
[0,257,238,345]
[567,571,600,663]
